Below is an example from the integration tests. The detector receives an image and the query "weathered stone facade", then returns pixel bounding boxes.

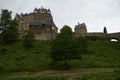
[74,22,108,40]
[74,22,120,40]
[74,22,87,37]
[15,7,58,40]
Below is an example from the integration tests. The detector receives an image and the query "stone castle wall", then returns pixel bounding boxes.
[15,7,58,40]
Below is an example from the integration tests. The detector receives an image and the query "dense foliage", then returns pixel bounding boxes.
[23,31,35,48]
[51,25,88,70]
[0,9,18,44]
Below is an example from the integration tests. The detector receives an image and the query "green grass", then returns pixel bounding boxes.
[77,71,120,80]
[0,40,52,72]
[0,40,120,72]
[0,76,66,80]
[70,41,120,68]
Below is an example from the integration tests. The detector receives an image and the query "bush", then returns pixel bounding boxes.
[23,31,35,48]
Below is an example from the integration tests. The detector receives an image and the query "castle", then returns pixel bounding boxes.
[15,7,120,41]
[15,7,58,40]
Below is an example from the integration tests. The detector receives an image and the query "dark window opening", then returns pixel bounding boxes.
[42,24,45,27]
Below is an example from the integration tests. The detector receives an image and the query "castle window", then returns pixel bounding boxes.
[42,23,45,27]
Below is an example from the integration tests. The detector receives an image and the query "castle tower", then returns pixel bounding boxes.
[74,22,87,37]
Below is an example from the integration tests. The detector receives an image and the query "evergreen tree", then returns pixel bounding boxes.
[0,9,18,44]
[103,27,107,34]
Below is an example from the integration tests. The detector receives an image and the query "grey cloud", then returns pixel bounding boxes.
[0,0,120,33]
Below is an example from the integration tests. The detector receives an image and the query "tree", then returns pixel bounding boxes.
[23,31,35,48]
[0,9,18,44]
[51,25,88,70]
[103,27,107,34]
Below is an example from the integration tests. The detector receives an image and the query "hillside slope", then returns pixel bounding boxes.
[0,40,120,72]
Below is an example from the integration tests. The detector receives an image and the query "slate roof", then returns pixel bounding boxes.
[75,23,87,29]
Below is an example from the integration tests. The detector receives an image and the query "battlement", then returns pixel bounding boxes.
[33,7,51,14]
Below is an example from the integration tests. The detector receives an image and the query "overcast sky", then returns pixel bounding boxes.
[0,0,120,33]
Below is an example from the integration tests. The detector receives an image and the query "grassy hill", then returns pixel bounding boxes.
[72,41,120,68]
[0,40,120,72]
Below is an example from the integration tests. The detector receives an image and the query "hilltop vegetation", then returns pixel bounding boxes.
[51,26,88,70]
[79,41,120,68]
[0,40,51,72]
[0,40,120,72]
